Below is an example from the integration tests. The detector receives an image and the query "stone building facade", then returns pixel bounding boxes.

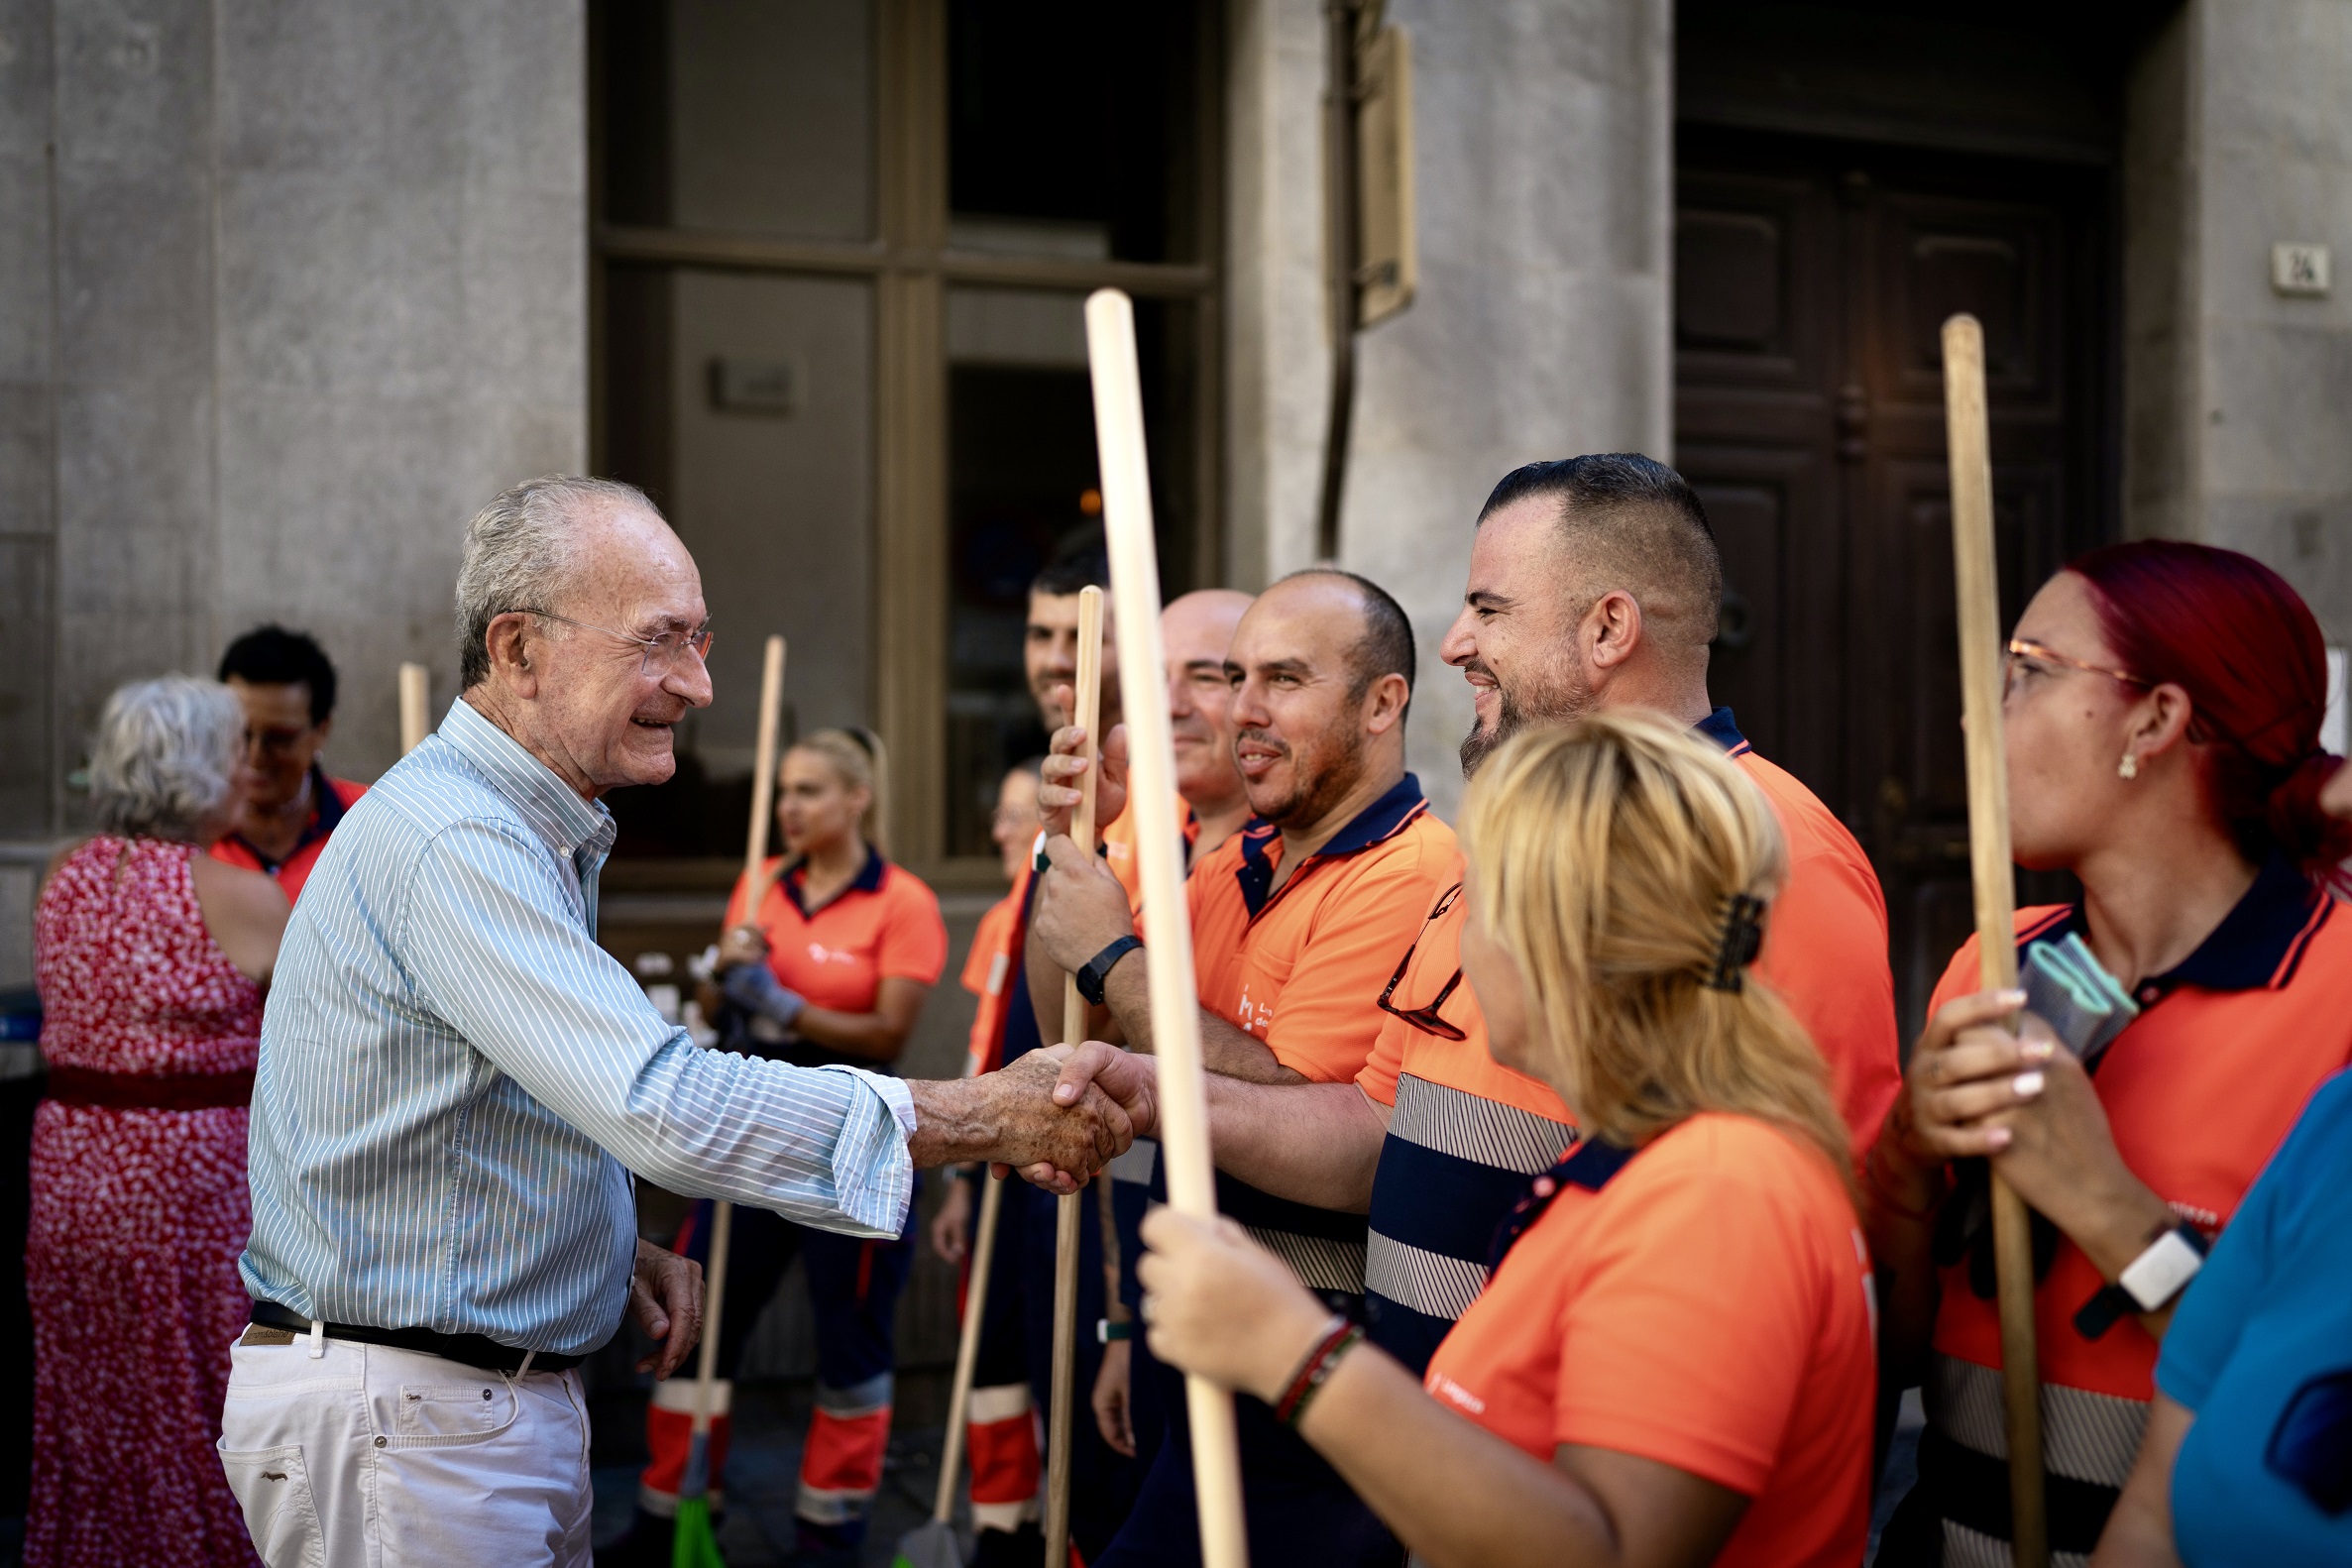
[3,0,2350,1033]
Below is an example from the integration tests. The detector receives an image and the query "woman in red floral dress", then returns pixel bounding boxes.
[29,677,289,1568]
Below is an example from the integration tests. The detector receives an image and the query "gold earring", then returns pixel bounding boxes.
[2118,750,2138,780]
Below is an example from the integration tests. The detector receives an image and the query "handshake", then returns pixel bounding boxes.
[906,1043,1160,1191]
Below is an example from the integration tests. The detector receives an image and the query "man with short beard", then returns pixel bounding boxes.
[1051,453,1901,1391]
[1028,569,1458,1568]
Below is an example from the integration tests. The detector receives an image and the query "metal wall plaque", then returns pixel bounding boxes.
[2273,242,2331,298]
[710,356,801,414]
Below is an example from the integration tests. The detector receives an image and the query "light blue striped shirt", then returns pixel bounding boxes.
[242,698,916,1355]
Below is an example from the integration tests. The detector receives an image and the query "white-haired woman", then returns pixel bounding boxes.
[30,676,287,1568]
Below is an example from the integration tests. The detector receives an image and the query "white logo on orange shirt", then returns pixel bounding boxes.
[1426,1373,1486,1415]
[1232,983,1276,1037]
[806,944,862,965]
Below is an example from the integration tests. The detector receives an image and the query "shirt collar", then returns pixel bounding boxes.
[1486,1135,1632,1273]
[781,844,886,919]
[220,762,350,873]
[1694,706,1752,758]
[1236,772,1428,918]
[436,698,616,867]
[2018,849,2333,1002]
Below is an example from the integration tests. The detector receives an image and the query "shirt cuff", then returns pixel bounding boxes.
[811,1064,918,1236]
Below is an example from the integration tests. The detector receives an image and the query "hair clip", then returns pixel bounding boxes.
[1703,893,1767,992]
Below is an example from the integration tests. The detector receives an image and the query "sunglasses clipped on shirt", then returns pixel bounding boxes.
[1377,883,1469,1041]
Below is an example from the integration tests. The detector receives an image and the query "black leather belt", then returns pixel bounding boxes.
[248,1299,584,1376]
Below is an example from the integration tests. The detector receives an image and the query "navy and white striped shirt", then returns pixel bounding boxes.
[242,698,916,1355]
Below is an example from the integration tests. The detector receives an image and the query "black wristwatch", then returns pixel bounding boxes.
[1075,936,1144,1006]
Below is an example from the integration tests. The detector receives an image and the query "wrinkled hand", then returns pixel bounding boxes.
[718,924,769,970]
[1031,835,1139,974]
[977,1050,1135,1192]
[629,1239,704,1379]
[931,1174,974,1266]
[1094,1337,1136,1456]
[1052,1041,1160,1141]
[1038,698,1131,841]
[1135,1209,1332,1402]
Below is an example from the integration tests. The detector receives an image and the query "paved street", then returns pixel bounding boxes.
[591,1383,966,1567]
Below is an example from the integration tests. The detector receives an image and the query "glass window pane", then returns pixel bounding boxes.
[948,0,1205,264]
[600,266,876,857]
[944,287,1199,857]
[600,0,876,241]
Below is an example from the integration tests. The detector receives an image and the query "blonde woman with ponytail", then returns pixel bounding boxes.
[627,726,950,1559]
[1133,714,1877,1568]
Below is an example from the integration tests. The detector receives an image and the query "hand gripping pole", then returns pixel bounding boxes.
[1086,287,1250,1568]
[1942,313,2048,1568]
[1042,586,1104,1568]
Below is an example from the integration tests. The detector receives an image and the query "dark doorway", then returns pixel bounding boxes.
[1675,123,2119,1035]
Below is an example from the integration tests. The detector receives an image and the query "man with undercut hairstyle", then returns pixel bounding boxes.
[1053,453,1902,1466]
[1029,568,1459,1568]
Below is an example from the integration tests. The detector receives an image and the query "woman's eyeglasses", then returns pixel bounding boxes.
[1377,884,1469,1041]
[2002,637,2148,702]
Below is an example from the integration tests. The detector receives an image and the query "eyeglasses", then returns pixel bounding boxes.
[2003,637,2148,702]
[525,611,715,677]
[1377,883,1469,1041]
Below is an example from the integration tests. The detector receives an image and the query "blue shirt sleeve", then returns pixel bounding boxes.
[2158,1070,2352,1413]
[400,818,916,1237]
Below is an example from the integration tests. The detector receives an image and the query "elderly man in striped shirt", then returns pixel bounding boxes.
[220,476,1146,1568]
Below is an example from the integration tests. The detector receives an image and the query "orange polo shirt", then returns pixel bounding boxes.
[1424,1115,1874,1568]
[961,890,1022,1077]
[1100,790,1203,912]
[1187,773,1459,1086]
[208,765,367,904]
[1181,772,1457,1294]
[725,849,948,1018]
[1358,709,1901,1373]
[1907,852,2352,1555]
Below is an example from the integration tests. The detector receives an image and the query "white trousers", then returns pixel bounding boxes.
[217,1331,594,1568]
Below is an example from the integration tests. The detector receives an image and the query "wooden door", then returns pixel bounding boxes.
[1675,129,2113,1035]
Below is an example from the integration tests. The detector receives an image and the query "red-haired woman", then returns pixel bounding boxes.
[1868,541,2352,1561]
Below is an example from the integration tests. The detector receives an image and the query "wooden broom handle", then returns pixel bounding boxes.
[932,1171,1006,1523]
[1087,285,1250,1568]
[1943,312,2048,1568]
[397,663,430,755]
[1043,586,1105,1568]
[741,636,788,910]
[689,635,788,1444]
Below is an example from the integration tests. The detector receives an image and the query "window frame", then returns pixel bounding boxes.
[589,0,1225,876]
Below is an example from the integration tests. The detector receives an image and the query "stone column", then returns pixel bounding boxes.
[0,0,588,844]
[1224,0,1674,817]
[2125,0,2352,641]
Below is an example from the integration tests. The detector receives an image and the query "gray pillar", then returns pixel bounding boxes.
[0,0,588,844]
[1226,0,1674,817]
[2125,0,2352,641]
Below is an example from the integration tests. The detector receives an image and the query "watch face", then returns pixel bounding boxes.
[2268,1366,2352,1516]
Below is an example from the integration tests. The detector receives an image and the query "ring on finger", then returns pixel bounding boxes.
[1139,1294,1159,1324]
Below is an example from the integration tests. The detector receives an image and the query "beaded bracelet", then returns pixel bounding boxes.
[1274,1316,1364,1429]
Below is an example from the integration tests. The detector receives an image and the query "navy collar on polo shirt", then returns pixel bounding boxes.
[1235,771,1429,919]
[1487,1136,1637,1273]
[2016,849,2332,1008]
[1694,706,1753,758]
[781,843,886,920]
[221,761,353,874]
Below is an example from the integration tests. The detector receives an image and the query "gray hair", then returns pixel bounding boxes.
[88,676,244,841]
[455,475,660,689]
